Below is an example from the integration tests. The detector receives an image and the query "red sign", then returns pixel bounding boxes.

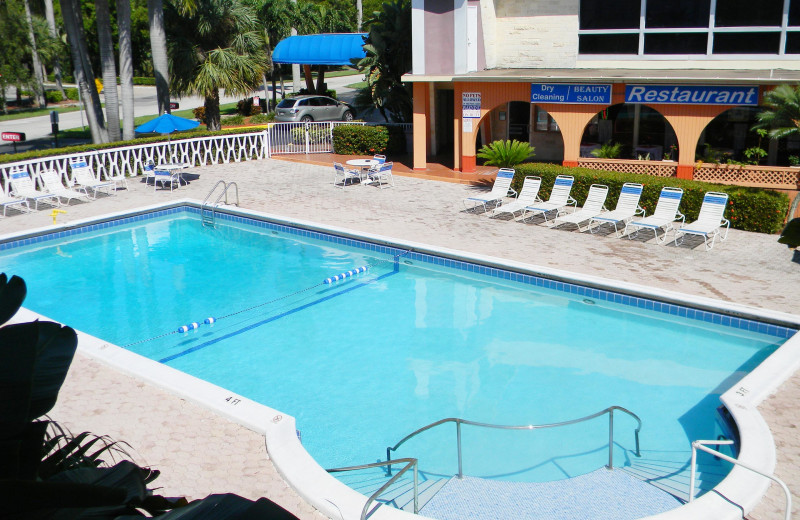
[169,102,179,110]
[1,132,25,142]
[252,96,260,105]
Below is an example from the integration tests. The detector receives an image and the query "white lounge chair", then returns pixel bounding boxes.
[70,164,116,199]
[153,168,180,192]
[141,160,156,185]
[554,184,609,231]
[99,162,129,190]
[366,161,394,189]
[589,183,645,236]
[40,170,92,205]
[0,192,29,217]
[673,192,730,250]
[333,162,361,188]
[491,176,542,218]
[7,167,60,210]
[624,186,684,243]
[463,168,517,213]
[521,175,577,224]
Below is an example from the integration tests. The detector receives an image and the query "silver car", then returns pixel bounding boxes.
[274,95,355,122]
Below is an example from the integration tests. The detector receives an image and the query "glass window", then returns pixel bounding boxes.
[715,0,783,27]
[790,0,800,26]
[713,32,781,53]
[277,99,297,108]
[580,0,640,29]
[534,107,558,132]
[646,1,710,28]
[786,32,800,53]
[645,33,708,54]
[579,34,639,54]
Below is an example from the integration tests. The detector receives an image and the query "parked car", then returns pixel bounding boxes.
[275,95,355,122]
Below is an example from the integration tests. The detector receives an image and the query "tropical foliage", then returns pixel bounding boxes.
[354,0,412,122]
[590,141,624,159]
[753,84,800,139]
[477,139,536,168]
[166,0,268,130]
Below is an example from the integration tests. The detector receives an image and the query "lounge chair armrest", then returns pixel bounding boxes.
[567,196,577,207]
[507,187,518,198]
[676,211,685,224]
[635,205,646,217]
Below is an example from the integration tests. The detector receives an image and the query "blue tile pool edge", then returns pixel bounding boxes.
[1,203,796,340]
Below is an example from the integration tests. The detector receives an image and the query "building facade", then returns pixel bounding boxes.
[407,0,800,179]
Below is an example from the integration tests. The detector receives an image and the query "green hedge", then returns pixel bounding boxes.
[513,163,789,234]
[0,127,267,166]
[46,75,155,85]
[332,125,389,155]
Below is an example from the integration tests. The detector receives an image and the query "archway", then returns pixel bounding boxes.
[579,104,678,161]
[476,102,565,164]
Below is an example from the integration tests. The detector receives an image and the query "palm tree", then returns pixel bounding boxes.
[43,0,66,98]
[59,0,108,143]
[22,0,46,108]
[166,0,267,130]
[754,84,800,139]
[148,0,171,114]
[95,0,121,141]
[117,0,135,140]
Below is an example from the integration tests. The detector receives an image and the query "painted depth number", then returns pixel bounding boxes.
[225,396,241,406]
[735,386,750,398]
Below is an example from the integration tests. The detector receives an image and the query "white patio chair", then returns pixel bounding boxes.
[463,168,517,213]
[0,192,30,217]
[366,161,395,189]
[589,183,645,236]
[153,168,180,192]
[39,170,92,205]
[333,162,361,188]
[673,192,730,250]
[625,186,684,243]
[491,176,542,218]
[7,167,60,210]
[554,184,609,231]
[520,175,577,224]
[71,163,116,199]
[141,160,156,186]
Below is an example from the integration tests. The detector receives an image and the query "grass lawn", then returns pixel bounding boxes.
[345,81,368,89]
[0,105,84,122]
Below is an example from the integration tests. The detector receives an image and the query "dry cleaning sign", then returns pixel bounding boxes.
[530,84,612,104]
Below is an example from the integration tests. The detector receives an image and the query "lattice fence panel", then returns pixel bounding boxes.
[694,165,800,188]
[577,159,677,178]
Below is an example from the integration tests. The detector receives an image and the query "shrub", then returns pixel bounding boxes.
[192,106,206,122]
[236,97,268,116]
[249,112,275,124]
[222,114,245,126]
[45,90,64,103]
[477,139,535,168]
[296,88,336,99]
[64,87,79,100]
[513,163,789,234]
[591,141,623,159]
[291,124,329,144]
[332,125,389,155]
[133,77,156,85]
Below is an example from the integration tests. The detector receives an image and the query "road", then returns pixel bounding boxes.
[0,74,365,155]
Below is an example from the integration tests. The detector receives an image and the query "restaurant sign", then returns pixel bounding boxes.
[625,85,759,106]
[530,84,612,104]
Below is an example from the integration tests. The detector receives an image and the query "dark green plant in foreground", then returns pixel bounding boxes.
[0,273,299,519]
[779,218,800,248]
[591,141,623,159]
[477,139,535,168]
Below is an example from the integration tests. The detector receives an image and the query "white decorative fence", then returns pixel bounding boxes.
[0,121,412,195]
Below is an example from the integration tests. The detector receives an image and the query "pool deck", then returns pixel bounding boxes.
[2,157,798,519]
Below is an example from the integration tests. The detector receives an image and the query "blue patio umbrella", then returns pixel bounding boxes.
[135,113,200,134]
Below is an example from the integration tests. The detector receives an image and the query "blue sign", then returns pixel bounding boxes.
[530,84,612,104]
[625,85,759,106]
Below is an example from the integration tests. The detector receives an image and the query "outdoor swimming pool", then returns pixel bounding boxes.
[1,206,794,502]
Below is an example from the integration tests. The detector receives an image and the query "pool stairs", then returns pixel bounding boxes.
[201,180,239,228]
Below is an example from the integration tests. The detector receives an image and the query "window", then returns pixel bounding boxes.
[579,0,800,57]
[534,108,559,133]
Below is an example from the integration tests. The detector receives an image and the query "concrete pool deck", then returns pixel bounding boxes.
[1,157,797,519]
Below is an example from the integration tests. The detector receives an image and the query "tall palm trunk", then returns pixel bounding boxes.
[60,0,108,143]
[95,0,120,141]
[205,89,220,131]
[148,0,171,114]
[43,0,65,97]
[357,0,362,31]
[117,0,135,140]
[22,0,47,108]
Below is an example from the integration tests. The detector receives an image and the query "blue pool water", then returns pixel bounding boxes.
[1,209,792,496]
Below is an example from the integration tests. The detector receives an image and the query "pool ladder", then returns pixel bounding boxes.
[201,180,239,228]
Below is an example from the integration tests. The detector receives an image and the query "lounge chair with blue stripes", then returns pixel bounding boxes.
[625,186,684,243]
[463,168,517,213]
[553,184,609,231]
[673,192,730,250]
[520,175,577,224]
[7,167,60,210]
[40,170,92,205]
[70,159,116,199]
[491,176,542,219]
[589,183,645,236]
[0,192,29,217]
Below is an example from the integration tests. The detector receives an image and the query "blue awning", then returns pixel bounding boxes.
[272,33,367,66]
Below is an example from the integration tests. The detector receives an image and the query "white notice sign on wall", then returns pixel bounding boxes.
[463,118,473,133]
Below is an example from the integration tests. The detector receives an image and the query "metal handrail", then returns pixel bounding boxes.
[201,180,239,227]
[386,406,641,478]
[690,440,792,520]
[327,458,419,520]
